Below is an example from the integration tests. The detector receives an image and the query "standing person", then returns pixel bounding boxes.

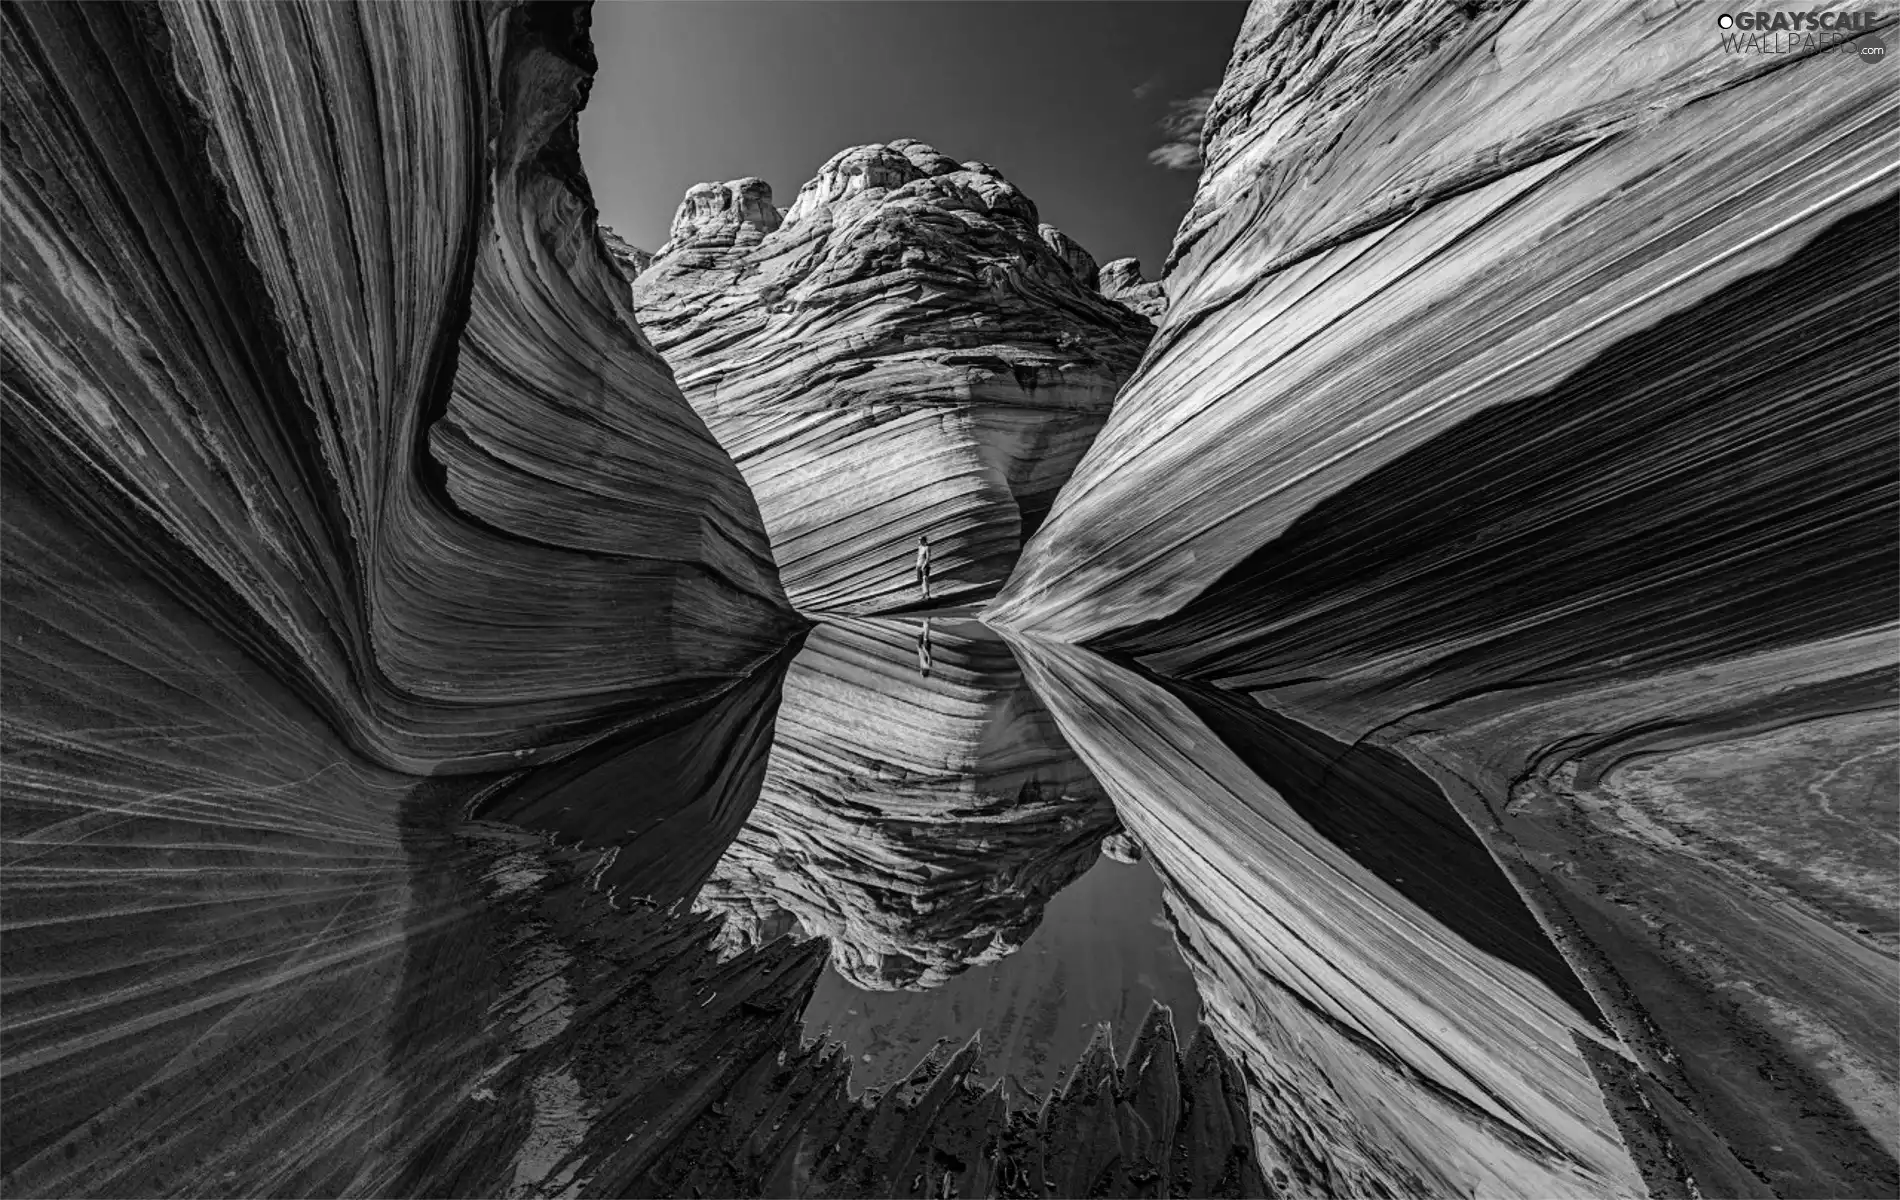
[915,533,932,602]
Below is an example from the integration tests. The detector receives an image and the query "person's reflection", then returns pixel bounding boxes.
[916,617,934,678]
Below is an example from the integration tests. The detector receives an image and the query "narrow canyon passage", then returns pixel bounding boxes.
[4,0,1895,1196]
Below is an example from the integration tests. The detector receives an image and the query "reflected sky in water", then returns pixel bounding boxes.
[804,851,1201,1100]
[696,614,1198,1100]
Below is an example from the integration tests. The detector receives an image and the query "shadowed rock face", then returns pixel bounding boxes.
[3,0,799,774]
[991,2,1899,1196]
[698,617,1117,990]
[631,140,1154,615]
[1009,637,1646,1200]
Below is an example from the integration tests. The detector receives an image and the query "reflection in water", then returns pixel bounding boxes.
[698,616,1119,991]
[802,851,1202,1101]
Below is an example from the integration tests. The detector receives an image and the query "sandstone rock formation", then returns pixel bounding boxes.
[599,225,654,282]
[991,3,1900,1196]
[1010,637,1647,1200]
[1097,257,1167,319]
[698,616,1117,990]
[4,0,799,773]
[631,141,1154,614]
[1,1,798,1192]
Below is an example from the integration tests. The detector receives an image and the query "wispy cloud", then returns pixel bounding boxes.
[1131,75,1162,101]
[1147,86,1217,172]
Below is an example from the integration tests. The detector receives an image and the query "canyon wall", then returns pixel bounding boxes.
[993,3,1899,1196]
[631,142,1154,614]
[0,1,799,1191]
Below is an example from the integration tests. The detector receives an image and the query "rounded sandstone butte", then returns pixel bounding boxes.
[633,139,1154,615]
[655,176,783,258]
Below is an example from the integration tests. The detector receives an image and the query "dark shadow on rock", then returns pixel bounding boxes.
[1101,198,1899,724]
[1146,672,1606,1029]
[473,631,807,909]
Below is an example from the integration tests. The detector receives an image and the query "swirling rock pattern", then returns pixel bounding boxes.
[991,1,1900,1195]
[2,0,798,775]
[631,141,1154,614]
[0,1,803,1193]
[698,617,1117,990]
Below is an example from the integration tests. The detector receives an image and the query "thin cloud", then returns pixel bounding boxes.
[1147,86,1217,172]
[1131,75,1162,100]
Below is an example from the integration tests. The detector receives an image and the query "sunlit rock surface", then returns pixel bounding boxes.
[698,617,1117,990]
[991,2,1900,1196]
[2,0,794,1192]
[1010,637,1647,1200]
[1097,257,1167,320]
[631,141,1154,614]
[3,0,798,773]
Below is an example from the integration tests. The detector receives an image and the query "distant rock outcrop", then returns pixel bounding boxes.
[632,140,1153,614]
[1097,257,1168,319]
[599,224,654,282]
[698,618,1116,989]
[993,2,1900,1196]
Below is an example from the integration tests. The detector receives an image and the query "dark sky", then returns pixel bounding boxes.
[579,2,1247,276]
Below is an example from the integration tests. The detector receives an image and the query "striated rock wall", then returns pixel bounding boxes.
[991,2,1899,1195]
[698,617,1116,990]
[2,0,799,775]
[1009,636,1649,1200]
[0,2,804,1193]
[631,141,1154,614]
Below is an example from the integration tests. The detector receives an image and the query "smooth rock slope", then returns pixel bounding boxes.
[991,2,1900,1196]
[632,141,1154,614]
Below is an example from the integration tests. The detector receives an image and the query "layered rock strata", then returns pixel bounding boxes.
[1009,636,1647,1200]
[990,2,1900,1195]
[1097,257,1167,320]
[631,141,1154,614]
[698,617,1116,990]
[3,0,798,775]
[0,1,803,1193]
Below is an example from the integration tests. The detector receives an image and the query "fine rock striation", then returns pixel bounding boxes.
[1,1,802,1193]
[3,0,799,773]
[1009,636,1647,1200]
[1097,257,1168,320]
[698,617,1116,990]
[991,2,1900,1196]
[631,141,1154,614]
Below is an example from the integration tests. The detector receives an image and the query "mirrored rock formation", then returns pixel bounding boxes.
[1008,636,1646,1199]
[698,617,1118,990]
[990,3,1900,1197]
[5,0,1895,1196]
[630,142,1154,615]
